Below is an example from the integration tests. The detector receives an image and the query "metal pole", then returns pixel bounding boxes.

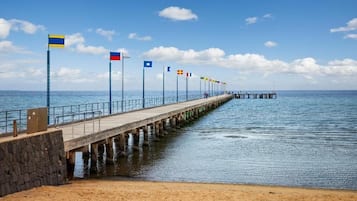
[162,66,165,105]
[207,80,211,96]
[142,67,145,108]
[200,79,202,98]
[109,61,112,114]
[47,45,50,124]
[121,55,124,112]
[186,75,188,101]
[176,75,178,102]
[204,79,206,96]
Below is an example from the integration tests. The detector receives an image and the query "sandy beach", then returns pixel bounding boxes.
[1,180,356,201]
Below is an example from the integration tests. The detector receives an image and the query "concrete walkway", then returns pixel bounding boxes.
[59,94,232,152]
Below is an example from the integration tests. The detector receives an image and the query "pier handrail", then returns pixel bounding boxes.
[0,92,224,135]
[55,110,102,138]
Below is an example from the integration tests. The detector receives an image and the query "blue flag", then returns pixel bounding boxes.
[167,66,171,72]
[144,61,152,68]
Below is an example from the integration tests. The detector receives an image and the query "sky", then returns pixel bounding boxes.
[0,0,356,91]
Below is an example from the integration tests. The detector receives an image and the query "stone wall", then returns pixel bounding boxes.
[0,130,67,197]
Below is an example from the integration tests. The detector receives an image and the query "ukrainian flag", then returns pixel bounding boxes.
[48,34,65,48]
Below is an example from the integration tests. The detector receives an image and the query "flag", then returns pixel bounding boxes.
[177,69,183,75]
[110,52,120,60]
[200,77,204,79]
[186,72,192,77]
[167,66,171,72]
[48,34,64,48]
[204,77,209,81]
[144,61,152,68]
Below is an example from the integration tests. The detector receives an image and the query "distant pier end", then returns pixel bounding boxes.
[233,92,277,99]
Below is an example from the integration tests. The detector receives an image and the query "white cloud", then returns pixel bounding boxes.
[144,46,225,64]
[0,18,45,39]
[0,18,11,39]
[263,13,272,19]
[264,41,277,48]
[344,33,357,39]
[9,19,45,34]
[55,67,81,77]
[143,46,357,77]
[96,28,115,41]
[115,48,129,57]
[76,43,108,55]
[290,58,321,74]
[245,17,258,25]
[0,58,44,79]
[26,67,44,77]
[52,67,94,83]
[0,40,27,53]
[65,33,108,55]
[159,6,198,21]
[0,40,32,54]
[328,58,357,66]
[330,18,357,32]
[97,71,121,81]
[0,71,26,79]
[156,73,163,80]
[128,33,152,41]
[66,33,85,47]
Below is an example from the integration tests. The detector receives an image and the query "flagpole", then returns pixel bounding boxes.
[142,67,145,108]
[211,81,213,96]
[186,74,188,101]
[208,80,210,97]
[204,79,206,96]
[176,74,178,102]
[121,54,124,112]
[109,61,112,114]
[162,65,165,105]
[46,39,50,124]
[200,78,202,98]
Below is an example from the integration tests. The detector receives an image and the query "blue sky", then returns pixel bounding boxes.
[0,0,356,91]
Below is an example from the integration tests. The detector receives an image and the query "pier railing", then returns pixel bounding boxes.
[0,93,218,135]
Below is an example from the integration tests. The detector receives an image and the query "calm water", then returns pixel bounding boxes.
[1,90,356,189]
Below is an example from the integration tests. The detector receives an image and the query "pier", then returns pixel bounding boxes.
[234,92,277,99]
[61,94,232,177]
[0,94,233,196]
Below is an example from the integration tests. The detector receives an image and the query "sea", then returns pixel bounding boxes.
[1,90,356,190]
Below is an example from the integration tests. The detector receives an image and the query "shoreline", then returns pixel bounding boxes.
[97,176,357,191]
[2,179,356,201]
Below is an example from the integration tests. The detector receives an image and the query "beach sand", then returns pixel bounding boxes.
[1,180,356,201]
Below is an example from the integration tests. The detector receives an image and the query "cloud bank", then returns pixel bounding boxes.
[143,46,357,77]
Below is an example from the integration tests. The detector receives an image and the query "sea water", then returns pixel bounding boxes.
[1,90,356,189]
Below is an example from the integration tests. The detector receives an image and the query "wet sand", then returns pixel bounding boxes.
[1,180,357,201]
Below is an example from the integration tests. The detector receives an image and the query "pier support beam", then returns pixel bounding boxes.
[98,143,105,162]
[161,119,167,136]
[81,145,90,177]
[90,143,98,173]
[105,138,114,165]
[118,133,127,157]
[132,128,140,151]
[169,117,176,131]
[154,121,161,138]
[66,151,75,179]
[143,126,149,146]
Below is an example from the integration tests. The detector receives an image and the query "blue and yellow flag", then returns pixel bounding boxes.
[48,34,65,48]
